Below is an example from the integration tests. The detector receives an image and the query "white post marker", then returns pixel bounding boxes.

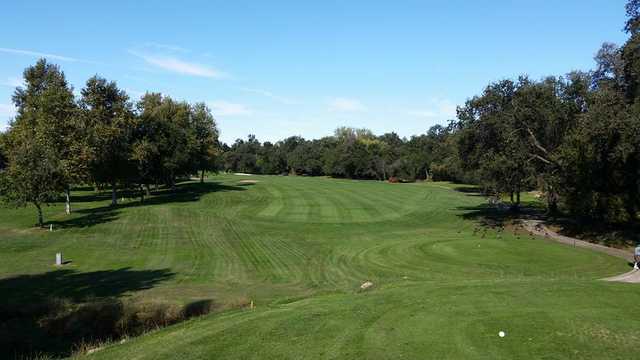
[498,331,506,338]
[634,246,640,270]
[49,224,53,232]
[55,252,62,266]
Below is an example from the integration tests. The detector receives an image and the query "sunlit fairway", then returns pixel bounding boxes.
[1,175,639,359]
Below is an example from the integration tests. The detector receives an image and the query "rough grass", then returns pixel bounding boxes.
[0,175,639,359]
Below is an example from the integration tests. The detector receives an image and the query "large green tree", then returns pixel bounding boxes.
[457,79,535,207]
[0,59,76,226]
[190,102,219,183]
[81,76,134,206]
[557,86,640,222]
[136,93,193,187]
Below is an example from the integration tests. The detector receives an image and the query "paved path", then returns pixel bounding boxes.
[521,219,640,283]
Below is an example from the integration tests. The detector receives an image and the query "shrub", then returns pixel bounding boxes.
[1,297,217,359]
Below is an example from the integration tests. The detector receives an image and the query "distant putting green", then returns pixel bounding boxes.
[1,175,639,359]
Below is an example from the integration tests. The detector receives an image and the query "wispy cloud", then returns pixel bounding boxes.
[328,97,367,112]
[407,98,457,119]
[239,87,297,105]
[143,42,190,53]
[0,47,82,62]
[2,76,23,88]
[208,100,253,116]
[129,50,226,79]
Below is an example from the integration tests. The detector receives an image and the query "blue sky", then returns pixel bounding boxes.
[0,1,628,144]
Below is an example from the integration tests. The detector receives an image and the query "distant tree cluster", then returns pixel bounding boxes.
[220,1,640,224]
[0,60,219,226]
[220,124,463,183]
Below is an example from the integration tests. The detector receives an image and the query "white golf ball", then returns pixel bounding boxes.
[498,331,506,337]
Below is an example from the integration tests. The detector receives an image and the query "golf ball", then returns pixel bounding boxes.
[498,331,506,337]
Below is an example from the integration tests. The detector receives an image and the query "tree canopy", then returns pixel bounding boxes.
[2,1,640,226]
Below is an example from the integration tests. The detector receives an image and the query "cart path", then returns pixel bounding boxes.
[521,219,640,283]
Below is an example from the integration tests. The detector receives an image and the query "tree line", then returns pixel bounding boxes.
[220,125,461,182]
[220,1,640,224]
[0,59,219,226]
[2,1,639,227]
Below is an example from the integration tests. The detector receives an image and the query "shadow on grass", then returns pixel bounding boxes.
[0,267,175,305]
[0,267,175,359]
[50,181,247,229]
[453,186,486,197]
[456,200,544,228]
[457,198,638,249]
[184,299,219,317]
[545,218,640,248]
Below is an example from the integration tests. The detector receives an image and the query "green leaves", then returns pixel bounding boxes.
[1,59,76,225]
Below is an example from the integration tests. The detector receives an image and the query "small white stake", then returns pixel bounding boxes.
[55,252,62,266]
[49,224,53,232]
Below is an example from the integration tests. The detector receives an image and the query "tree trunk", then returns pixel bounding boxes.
[510,192,514,203]
[111,182,117,206]
[170,174,176,190]
[35,202,43,228]
[548,198,558,216]
[145,184,151,196]
[64,186,71,215]
[200,168,205,183]
[516,191,521,205]
[140,185,145,203]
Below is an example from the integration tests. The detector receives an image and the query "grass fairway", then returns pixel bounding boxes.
[1,175,640,359]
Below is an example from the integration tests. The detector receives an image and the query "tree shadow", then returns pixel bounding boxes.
[183,299,219,317]
[0,267,174,359]
[453,185,486,197]
[456,202,544,228]
[544,217,640,249]
[0,267,174,306]
[455,186,640,249]
[50,181,246,229]
[138,181,246,206]
[50,206,121,229]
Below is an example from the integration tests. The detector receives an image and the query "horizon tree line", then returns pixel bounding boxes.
[2,1,640,227]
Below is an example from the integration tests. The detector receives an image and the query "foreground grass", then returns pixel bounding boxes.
[0,175,638,359]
